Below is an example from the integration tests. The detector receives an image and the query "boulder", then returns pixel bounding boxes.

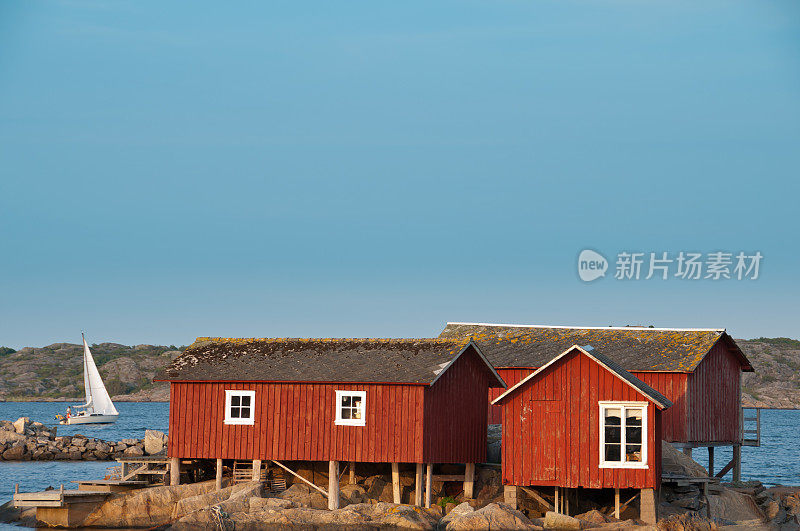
[370,502,439,529]
[121,438,139,445]
[2,444,25,460]
[662,442,709,478]
[544,511,581,529]
[248,497,295,512]
[68,449,83,460]
[341,483,369,505]
[144,430,167,455]
[440,501,475,527]
[575,509,613,524]
[446,503,541,530]
[83,480,218,528]
[707,489,764,522]
[123,445,144,457]
[12,417,30,435]
[0,430,25,445]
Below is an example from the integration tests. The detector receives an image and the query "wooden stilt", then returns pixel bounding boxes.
[565,487,569,516]
[733,444,742,482]
[464,463,475,499]
[425,464,433,508]
[414,463,423,506]
[708,447,715,477]
[640,488,657,524]
[169,457,180,486]
[328,461,339,510]
[252,459,262,482]
[614,488,620,519]
[555,486,559,514]
[349,461,356,485]
[215,459,223,490]
[391,463,401,504]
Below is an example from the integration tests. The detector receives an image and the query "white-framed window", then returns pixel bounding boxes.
[335,390,366,426]
[224,390,255,425]
[599,401,648,469]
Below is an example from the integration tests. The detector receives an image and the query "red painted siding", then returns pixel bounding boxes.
[167,348,497,464]
[501,350,661,489]
[168,382,425,463]
[424,349,493,463]
[634,372,689,442]
[489,369,533,424]
[688,340,742,443]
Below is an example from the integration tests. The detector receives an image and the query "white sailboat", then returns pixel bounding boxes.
[59,334,119,425]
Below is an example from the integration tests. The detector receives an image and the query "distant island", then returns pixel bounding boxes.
[0,337,798,408]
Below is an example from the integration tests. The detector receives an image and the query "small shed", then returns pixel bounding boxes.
[492,344,672,524]
[154,337,505,508]
[439,323,755,478]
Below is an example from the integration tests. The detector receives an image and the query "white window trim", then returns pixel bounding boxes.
[224,390,256,425]
[598,401,649,469]
[335,390,366,427]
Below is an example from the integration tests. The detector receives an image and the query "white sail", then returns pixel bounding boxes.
[82,335,119,416]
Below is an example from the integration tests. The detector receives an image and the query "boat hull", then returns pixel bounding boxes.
[63,414,119,425]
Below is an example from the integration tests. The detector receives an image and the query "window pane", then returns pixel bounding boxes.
[342,396,351,407]
[626,445,642,462]
[605,443,621,462]
[605,425,621,443]
[353,408,362,420]
[341,408,351,420]
[352,396,362,408]
[231,407,240,418]
[626,426,642,444]
[626,409,642,426]
[240,407,250,419]
[241,396,251,407]
[231,396,240,407]
[604,408,621,425]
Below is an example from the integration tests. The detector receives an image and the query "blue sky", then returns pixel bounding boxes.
[1,0,799,348]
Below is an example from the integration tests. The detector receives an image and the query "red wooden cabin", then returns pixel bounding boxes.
[492,344,673,524]
[439,323,754,477]
[155,337,505,508]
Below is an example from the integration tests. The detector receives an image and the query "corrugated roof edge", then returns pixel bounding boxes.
[446,322,726,332]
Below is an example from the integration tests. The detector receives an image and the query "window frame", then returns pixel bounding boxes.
[598,401,648,469]
[224,390,256,426]
[334,390,366,427]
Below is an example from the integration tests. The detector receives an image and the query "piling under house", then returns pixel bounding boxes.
[154,337,506,508]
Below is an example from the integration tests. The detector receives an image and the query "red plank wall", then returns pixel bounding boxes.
[634,372,688,442]
[168,382,425,463]
[423,348,492,464]
[688,340,742,443]
[501,350,661,490]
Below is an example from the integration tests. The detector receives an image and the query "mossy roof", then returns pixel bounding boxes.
[155,337,505,384]
[439,323,753,372]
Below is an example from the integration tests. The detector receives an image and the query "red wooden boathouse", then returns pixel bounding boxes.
[439,323,755,478]
[155,337,505,508]
[492,344,673,524]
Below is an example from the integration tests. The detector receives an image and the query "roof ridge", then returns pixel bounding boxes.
[194,337,459,344]
[445,322,725,333]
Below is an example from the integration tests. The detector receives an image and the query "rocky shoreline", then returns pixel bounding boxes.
[0,417,167,461]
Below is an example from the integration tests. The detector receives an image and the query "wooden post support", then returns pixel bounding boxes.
[640,488,657,525]
[733,444,742,483]
[683,447,693,458]
[252,459,262,481]
[414,464,424,507]
[391,463,401,504]
[708,447,715,477]
[614,488,620,519]
[565,487,569,516]
[349,461,356,485]
[464,463,475,499]
[216,459,223,490]
[504,485,518,510]
[425,464,433,508]
[169,457,180,486]
[555,486,559,514]
[328,461,340,510]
